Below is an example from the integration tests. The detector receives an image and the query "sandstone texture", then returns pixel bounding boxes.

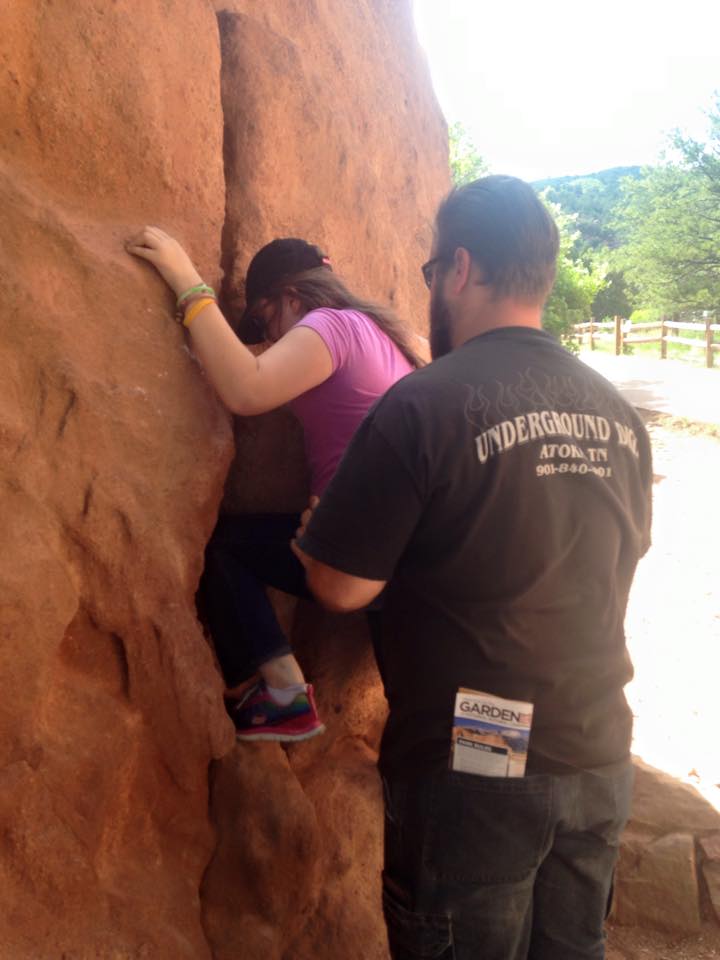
[615,831,701,934]
[216,0,445,336]
[1,2,447,957]
[630,759,720,835]
[216,0,448,515]
[704,861,720,926]
[202,607,390,960]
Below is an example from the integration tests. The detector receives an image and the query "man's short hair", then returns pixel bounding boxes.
[435,175,560,305]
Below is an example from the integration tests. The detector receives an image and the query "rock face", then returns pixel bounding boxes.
[616,832,701,934]
[201,607,390,960]
[0,2,447,958]
[217,1,446,336]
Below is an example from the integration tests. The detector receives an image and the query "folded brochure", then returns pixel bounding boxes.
[451,687,533,777]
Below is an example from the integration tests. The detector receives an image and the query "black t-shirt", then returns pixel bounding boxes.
[299,327,653,778]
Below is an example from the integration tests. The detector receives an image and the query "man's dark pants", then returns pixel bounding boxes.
[382,764,634,960]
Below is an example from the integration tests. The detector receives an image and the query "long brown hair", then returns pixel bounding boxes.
[271,268,425,369]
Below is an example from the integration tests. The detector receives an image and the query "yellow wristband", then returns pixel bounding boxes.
[184,297,216,328]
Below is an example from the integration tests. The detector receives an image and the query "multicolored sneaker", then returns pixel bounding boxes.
[228,681,326,742]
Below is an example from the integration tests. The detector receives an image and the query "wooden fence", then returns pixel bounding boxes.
[572,315,720,368]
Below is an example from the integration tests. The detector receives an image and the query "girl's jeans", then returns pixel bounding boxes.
[199,513,307,687]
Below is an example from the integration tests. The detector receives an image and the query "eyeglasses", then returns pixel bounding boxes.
[421,256,446,290]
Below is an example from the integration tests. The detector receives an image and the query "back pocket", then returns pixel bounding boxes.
[424,772,552,883]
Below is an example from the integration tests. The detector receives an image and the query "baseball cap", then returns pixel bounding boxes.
[238,238,332,343]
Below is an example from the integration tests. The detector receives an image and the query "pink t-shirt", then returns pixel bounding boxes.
[290,308,414,495]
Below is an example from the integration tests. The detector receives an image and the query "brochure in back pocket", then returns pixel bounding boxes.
[451,687,533,777]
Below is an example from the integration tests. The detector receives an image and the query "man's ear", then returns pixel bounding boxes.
[450,246,473,294]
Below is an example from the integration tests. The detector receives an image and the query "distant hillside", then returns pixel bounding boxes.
[533,165,642,193]
[533,166,644,250]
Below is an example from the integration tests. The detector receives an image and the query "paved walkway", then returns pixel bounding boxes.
[579,351,720,425]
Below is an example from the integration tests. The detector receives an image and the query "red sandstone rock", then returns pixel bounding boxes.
[201,743,323,960]
[214,0,447,519]
[201,607,391,959]
[2,2,231,956]
[1,1,447,957]
[285,609,390,959]
[201,6,447,951]
[215,1,447,337]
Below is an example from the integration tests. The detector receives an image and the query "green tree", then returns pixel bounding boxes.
[534,167,642,253]
[449,121,489,186]
[591,268,634,320]
[541,198,607,343]
[615,94,720,311]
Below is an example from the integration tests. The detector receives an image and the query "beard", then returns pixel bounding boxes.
[429,283,454,360]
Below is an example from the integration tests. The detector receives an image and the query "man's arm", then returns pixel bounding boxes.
[291,540,386,612]
[293,396,427,609]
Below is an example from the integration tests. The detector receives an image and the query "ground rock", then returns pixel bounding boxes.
[700,834,720,863]
[615,830,701,935]
[202,607,390,960]
[614,759,720,936]
[285,608,390,960]
[201,743,323,960]
[630,758,720,835]
[703,862,720,925]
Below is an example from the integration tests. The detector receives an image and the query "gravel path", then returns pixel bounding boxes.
[579,352,720,425]
[625,414,720,795]
[607,412,720,958]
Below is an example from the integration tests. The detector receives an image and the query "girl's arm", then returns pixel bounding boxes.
[125,226,332,415]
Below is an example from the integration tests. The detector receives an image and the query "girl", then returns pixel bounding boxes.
[126,227,421,741]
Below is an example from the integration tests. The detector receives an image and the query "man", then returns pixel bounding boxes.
[292,175,652,960]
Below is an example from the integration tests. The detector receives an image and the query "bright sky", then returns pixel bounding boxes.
[413,0,720,181]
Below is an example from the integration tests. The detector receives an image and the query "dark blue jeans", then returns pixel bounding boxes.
[198,513,308,687]
[382,763,634,960]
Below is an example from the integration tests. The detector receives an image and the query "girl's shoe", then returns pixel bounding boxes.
[228,681,326,742]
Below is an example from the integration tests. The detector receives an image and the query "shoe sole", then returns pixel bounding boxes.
[235,723,326,743]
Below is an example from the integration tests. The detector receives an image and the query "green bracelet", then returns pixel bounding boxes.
[176,282,215,306]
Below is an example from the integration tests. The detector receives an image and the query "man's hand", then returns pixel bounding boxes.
[290,495,319,569]
[295,495,320,541]
[125,226,203,297]
[291,496,386,613]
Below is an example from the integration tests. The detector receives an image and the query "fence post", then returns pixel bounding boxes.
[706,314,714,368]
[614,316,622,355]
[590,319,595,351]
[660,316,667,359]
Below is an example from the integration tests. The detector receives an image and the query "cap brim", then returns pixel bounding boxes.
[237,307,267,345]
